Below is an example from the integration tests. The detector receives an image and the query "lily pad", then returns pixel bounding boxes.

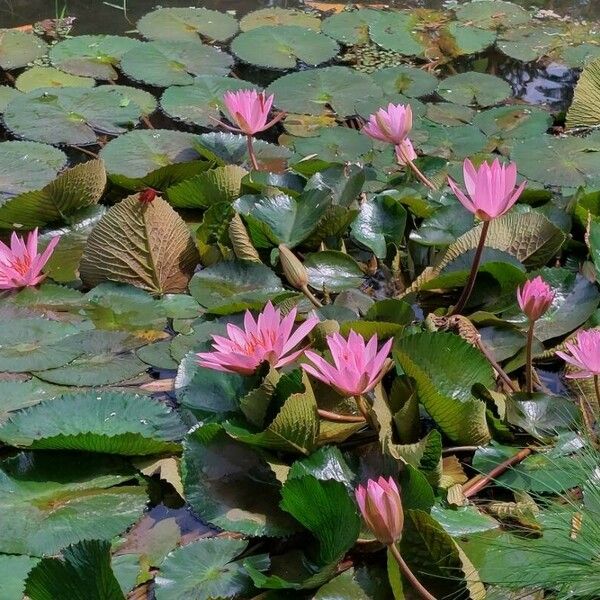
[566,57,600,129]
[240,8,321,32]
[368,11,425,57]
[50,35,143,79]
[267,66,382,117]
[0,84,22,112]
[0,391,185,455]
[15,66,95,92]
[4,87,143,146]
[437,72,512,107]
[0,141,67,205]
[425,102,475,126]
[419,123,489,160]
[137,7,238,43]
[321,9,382,45]
[497,26,556,63]
[160,76,259,128]
[99,129,203,188]
[0,451,146,556]
[444,22,496,56]
[372,65,438,98]
[120,41,233,87]
[231,26,339,70]
[290,127,373,163]
[304,250,364,292]
[454,1,531,30]
[473,105,552,140]
[97,84,157,116]
[0,30,47,70]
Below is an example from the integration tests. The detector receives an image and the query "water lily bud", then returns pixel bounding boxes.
[278,244,308,290]
[355,477,404,545]
[517,276,554,321]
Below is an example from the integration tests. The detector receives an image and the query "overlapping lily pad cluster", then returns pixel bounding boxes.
[0,2,599,599]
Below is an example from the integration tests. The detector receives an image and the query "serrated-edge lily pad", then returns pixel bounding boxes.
[231,26,339,70]
[15,66,95,93]
[0,84,22,112]
[0,30,48,70]
[50,34,143,79]
[437,72,512,107]
[3,87,143,146]
[0,391,186,455]
[240,8,321,32]
[267,66,382,117]
[0,140,67,205]
[566,57,600,129]
[137,7,238,43]
[160,76,259,128]
[120,41,233,87]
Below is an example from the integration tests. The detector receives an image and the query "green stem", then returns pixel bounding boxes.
[354,394,372,426]
[526,320,535,394]
[388,543,437,600]
[449,220,490,316]
[246,135,259,171]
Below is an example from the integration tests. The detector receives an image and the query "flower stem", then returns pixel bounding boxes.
[525,320,535,394]
[301,284,323,308]
[388,543,437,600]
[405,158,436,190]
[449,220,490,316]
[246,134,259,171]
[594,375,600,415]
[354,394,372,426]
[474,336,518,392]
[317,409,366,423]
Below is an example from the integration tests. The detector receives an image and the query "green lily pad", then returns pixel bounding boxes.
[321,9,381,45]
[0,555,39,600]
[410,203,474,246]
[267,66,382,117]
[3,87,143,146]
[510,132,600,188]
[0,30,47,70]
[444,22,496,56]
[160,76,259,128]
[372,65,438,98]
[189,260,288,315]
[0,391,185,455]
[304,250,364,292]
[425,102,475,126]
[137,7,238,43]
[497,26,556,63]
[50,34,143,79]
[562,43,600,69]
[120,41,232,87]
[15,66,95,92]
[419,123,489,160]
[231,26,338,70]
[290,127,373,163]
[0,451,147,556]
[240,8,321,31]
[454,1,531,30]
[99,129,203,187]
[0,379,65,415]
[369,11,425,56]
[97,84,157,116]
[437,72,512,107]
[0,140,67,205]
[0,84,22,112]
[473,105,552,140]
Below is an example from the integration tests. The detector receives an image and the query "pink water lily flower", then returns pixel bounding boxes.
[448,158,526,221]
[197,301,318,375]
[0,228,59,290]
[221,89,283,136]
[395,139,417,166]
[355,477,404,545]
[517,276,554,321]
[556,329,600,379]
[363,103,413,146]
[302,331,393,397]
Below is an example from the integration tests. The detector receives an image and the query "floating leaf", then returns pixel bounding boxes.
[473,105,552,140]
[0,159,106,229]
[80,194,199,295]
[189,260,288,314]
[454,0,531,30]
[240,8,321,31]
[368,11,425,57]
[425,102,475,126]
[0,30,47,70]
[97,84,157,116]
[304,250,364,292]
[137,7,238,43]
[183,425,299,536]
[444,22,496,56]
[160,76,259,128]
[372,65,438,98]
[4,87,142,146]
[394,332,493,444]
[155,538,265,600]
[50,34,143,79]
[0,379,65,415]
[0,141,66,205]
[0,555,39,600]
[497,26,556,62]
[99,129,204,189]
[267,66,382,117]
[419,123,489,160]
[290,127,373,163]
[25,539,125,600]
[437,72,512,107]
[0,391,185,455]
[120,41,232,87]
[566,57,600,129]
[231,26,338,69]
[15,66,95,92]
[0,451,146,555]
[321,9,381,45]
[410,203,474,246]
[0,84,22,112]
